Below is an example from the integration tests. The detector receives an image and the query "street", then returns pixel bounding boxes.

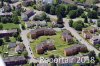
[21,30,38,63]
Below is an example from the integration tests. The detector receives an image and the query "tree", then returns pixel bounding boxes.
[43,4,51,13]
[77,8,84,16]
[23,51,28,58]
[81,13,86,18]
[98,53,100,58]
[69,19,73,27]
[0,39,4,46]
[22,24,25,30]
[68,10,78,18]
[1,0,4,7]
[29,62,34,66]
[55,4,67,17]
[50,5,55,15]
[57,15,63,24]
[4,36,10,42]
[84,17,88,23]
[97,20,100,27]
[12,13,19,24]
[41,12,47,20]
[88,10,98,19]
[0,24,3,30]
[17,36,23,42]
[92,5,98,11]
[67,4,77,12]
[73,20,84,31]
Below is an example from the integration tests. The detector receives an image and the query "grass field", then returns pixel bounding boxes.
[0,23,19,30]
[30,31,74,58]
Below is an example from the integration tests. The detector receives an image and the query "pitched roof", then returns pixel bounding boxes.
[8,43,16,48]
[3,56,26,63]
[61,0,74,4]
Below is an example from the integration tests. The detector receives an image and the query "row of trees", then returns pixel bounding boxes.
[41,3,99,19]
[42,4,79,18]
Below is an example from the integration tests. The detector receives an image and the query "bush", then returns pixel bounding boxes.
[73,20,84,31]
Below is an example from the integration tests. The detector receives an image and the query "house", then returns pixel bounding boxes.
[21,10,34,21]
[62,31,73,43]
[8,43,17,49]
[64,44,88,56]
[82,29,92,39]
[15,44,25,53]
[0,29,17,38]
[3,56,27,66]
[36,40,55,54]
[61,0,74,4]
[42,0,53,4]
[25,21,47,28]
[89,28,97,33]
[90,36,100,45]
[30,28,56,39]
[11,0,19,3]
[0,12,13,16]
[22,0,34,6]
[21,13,28,21]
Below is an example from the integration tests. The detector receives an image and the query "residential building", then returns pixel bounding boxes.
[15,44,25,53]
[21,10,34,21]
[62,31,73,43]
[64,44,88,56]
[90,36,100,45]
[82,29,92,39]
[3,56,27,66]
[30,28,56,39]
[61,0,74,4]
[42,0,53,4]
[11,0,19,3]
[22,0,34,6]
[25,21,47,28]
[0,29,17,38]
[36,40,55,54]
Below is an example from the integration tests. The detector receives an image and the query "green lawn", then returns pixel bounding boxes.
[30,31,74,58]
[0,44,8,55]
[0,23,19,30]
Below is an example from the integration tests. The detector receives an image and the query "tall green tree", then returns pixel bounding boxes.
[68,10,78,18]
[84,17,88,23]
[69,20,73,27]
[55,4,67,17]
[73,20,84,31]
[0,24,3,30]
[50,5,55,15]
[88,10,98,19]
[0,39,4,46]
[12,12,19,24]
